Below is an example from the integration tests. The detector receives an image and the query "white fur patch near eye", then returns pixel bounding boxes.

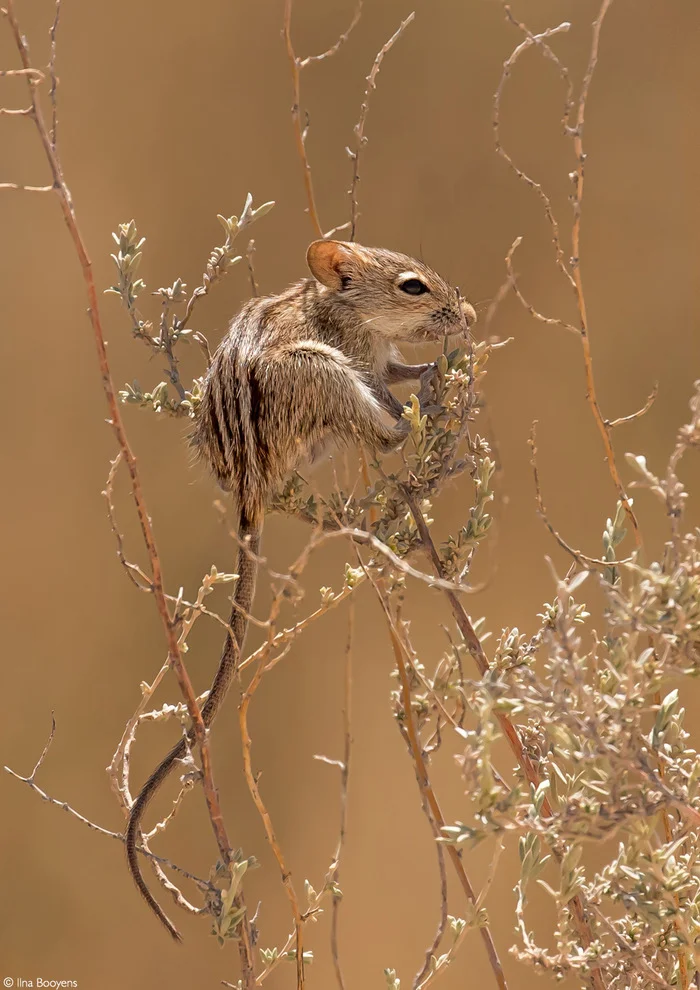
[398,273,430,296]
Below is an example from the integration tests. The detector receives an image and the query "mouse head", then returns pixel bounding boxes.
[307,240,476,343]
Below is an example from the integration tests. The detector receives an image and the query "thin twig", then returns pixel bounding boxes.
[176,194,271,338]
[482,272,515,339]
[2,0,232,922]
[331,525,482,593]
[329,603,354,990]
[48,0,61,150]
[238,535,331,989]
[398,621,511,792]
[246,239,259,297]
[0,181,53,191]
[653,686,690,990]
[0,66,43,78]
[323,220,352,239]
[283,0,365,236]
[348,12,415,239]
[397,612,449,990]
[144,781,193,840]
[400,485,608,990]
[505,237,578,335]
[494,13,573,286]
[368,572,509,990]
[283,0,323,237]
[254,582,359,676]
[104,452,252,916]
[299,0,363,67]
[109,560,240,843]
[528,422,634,569]
[605,382,658,429]
[417,839,505,990]
[499,1,640,552]
[240,669,304,990]
[103,452,153,592]
[591,904,674,989]
[4,722,212,896]
[568,0,640,546]
[411,768,449,990]
[158,295,187,401]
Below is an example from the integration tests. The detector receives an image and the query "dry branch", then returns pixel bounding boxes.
[283,0,325,237]
[1,0,233,944]
[498,0,642,551]
[348,12,415,239]
[374,578,509,990]
[400,487,608,990]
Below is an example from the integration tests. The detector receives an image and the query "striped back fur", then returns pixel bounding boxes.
[191,241,476,519]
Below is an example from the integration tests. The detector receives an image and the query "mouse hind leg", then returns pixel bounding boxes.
[256,341,413,467]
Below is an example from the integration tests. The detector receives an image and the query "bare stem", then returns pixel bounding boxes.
[500,1,640,549]
[238,564,313,989]
[494,13,573,285]
[1,0,231,908]
[283,0,324,238]
[329,603,354,990]
[365,564,508,990]
[653,688,689,990]
[528,422,633,569]
[246,238,259,297]
[48,0,61,149]
[0,181,53,191]
[299,0,363,67]
[4,720,212,897]
[569,0,640,546]
[401,486,608,990]
[348,12,415,239]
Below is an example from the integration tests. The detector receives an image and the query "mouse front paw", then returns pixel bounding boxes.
[415,367,443,417]
[417,362,439,400]
[418,361,438,386]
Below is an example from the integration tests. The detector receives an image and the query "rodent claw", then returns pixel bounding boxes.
[419,361,439,384]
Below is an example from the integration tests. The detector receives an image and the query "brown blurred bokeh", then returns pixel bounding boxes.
[1,1,699,987]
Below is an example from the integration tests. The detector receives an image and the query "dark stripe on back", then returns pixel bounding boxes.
[247,360,270,476]
[220,352,247,501]
[221,360,244,455]
[207,381,229,470]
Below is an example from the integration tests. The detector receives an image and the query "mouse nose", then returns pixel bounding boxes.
[460,299,477,331]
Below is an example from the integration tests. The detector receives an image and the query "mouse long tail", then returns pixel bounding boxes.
[125,738,189,941]
[124,507,262,940]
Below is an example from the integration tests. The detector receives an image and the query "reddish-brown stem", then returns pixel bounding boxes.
[329,604,354,990]
[283,0,324,238]
[500,1,640,551]
[372,581,508,990]
[401,486,607,990]
[2,0,232,915]
[348,12,414,240]
[653,689,689,990]
[240,681,303,985]
[569,0,640,547]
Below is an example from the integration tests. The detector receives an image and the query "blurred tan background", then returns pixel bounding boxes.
[1,1,699,987]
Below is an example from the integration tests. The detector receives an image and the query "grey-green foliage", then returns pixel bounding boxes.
[435,382,700,987]
[269,340,498,569]
[109,209,700,987]
[106,194,274,418]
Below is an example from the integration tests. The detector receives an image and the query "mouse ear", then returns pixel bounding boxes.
[307,240,365,290]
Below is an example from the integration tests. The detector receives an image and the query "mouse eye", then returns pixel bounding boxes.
[399,277,429,296]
